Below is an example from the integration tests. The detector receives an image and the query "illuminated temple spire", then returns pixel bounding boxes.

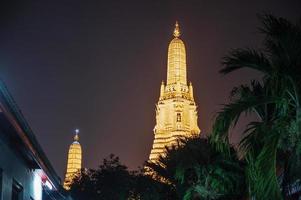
[149,21,200,163]
[167,21,187,85]
[63,129,82,190]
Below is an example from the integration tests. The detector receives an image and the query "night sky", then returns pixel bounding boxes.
[0,0,300,179]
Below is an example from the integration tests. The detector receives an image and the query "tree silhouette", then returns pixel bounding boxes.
[212,14,301,199]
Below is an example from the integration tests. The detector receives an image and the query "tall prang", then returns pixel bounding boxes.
[149,22,200,162]
[63,129,82,190]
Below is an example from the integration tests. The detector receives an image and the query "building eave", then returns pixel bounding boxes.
[0,79,62,190]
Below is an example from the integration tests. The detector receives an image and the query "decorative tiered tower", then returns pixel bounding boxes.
[63,129,82,190]
[149,22,200,162]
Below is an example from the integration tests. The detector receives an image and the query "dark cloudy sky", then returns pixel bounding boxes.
[0,0,300,179]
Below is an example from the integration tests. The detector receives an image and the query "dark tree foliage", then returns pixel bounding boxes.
[212,14,301,199]
[145,137,247,200]
[130,172,177,200]
[70,154,131,200]
[69,154,175,200]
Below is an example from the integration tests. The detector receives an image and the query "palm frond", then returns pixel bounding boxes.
[259,14,301,83]
[245,134,282,200]
[221,48,272,75]
[212,96,268,145]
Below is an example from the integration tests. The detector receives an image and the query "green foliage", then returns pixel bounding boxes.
[146,137,246,200]
[212,14,301,199]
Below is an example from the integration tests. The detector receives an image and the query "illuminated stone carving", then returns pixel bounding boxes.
[149,22,200,162]
[63,129,82,190]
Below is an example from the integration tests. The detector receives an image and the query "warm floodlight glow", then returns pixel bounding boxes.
[173,21,181,37]
[149,22,200,163]
[167,21,187,85]
[64,131,82,190]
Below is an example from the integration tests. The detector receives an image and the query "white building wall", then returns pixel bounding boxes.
[0,138,43,200]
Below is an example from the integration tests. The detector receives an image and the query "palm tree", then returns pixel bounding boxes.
[212,14,301,199]
[145,137,246,200]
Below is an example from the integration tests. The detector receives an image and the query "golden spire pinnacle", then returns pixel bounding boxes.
[173,21,181,38]
[74,129,79,141]
[167,21,186,85]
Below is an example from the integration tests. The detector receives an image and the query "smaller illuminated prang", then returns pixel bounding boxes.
[63,129,82,190]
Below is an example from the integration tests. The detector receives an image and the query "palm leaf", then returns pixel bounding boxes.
[221,48,272,75]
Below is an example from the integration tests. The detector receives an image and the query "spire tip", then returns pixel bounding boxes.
[74,129,79,141]
[173,21,181,38]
